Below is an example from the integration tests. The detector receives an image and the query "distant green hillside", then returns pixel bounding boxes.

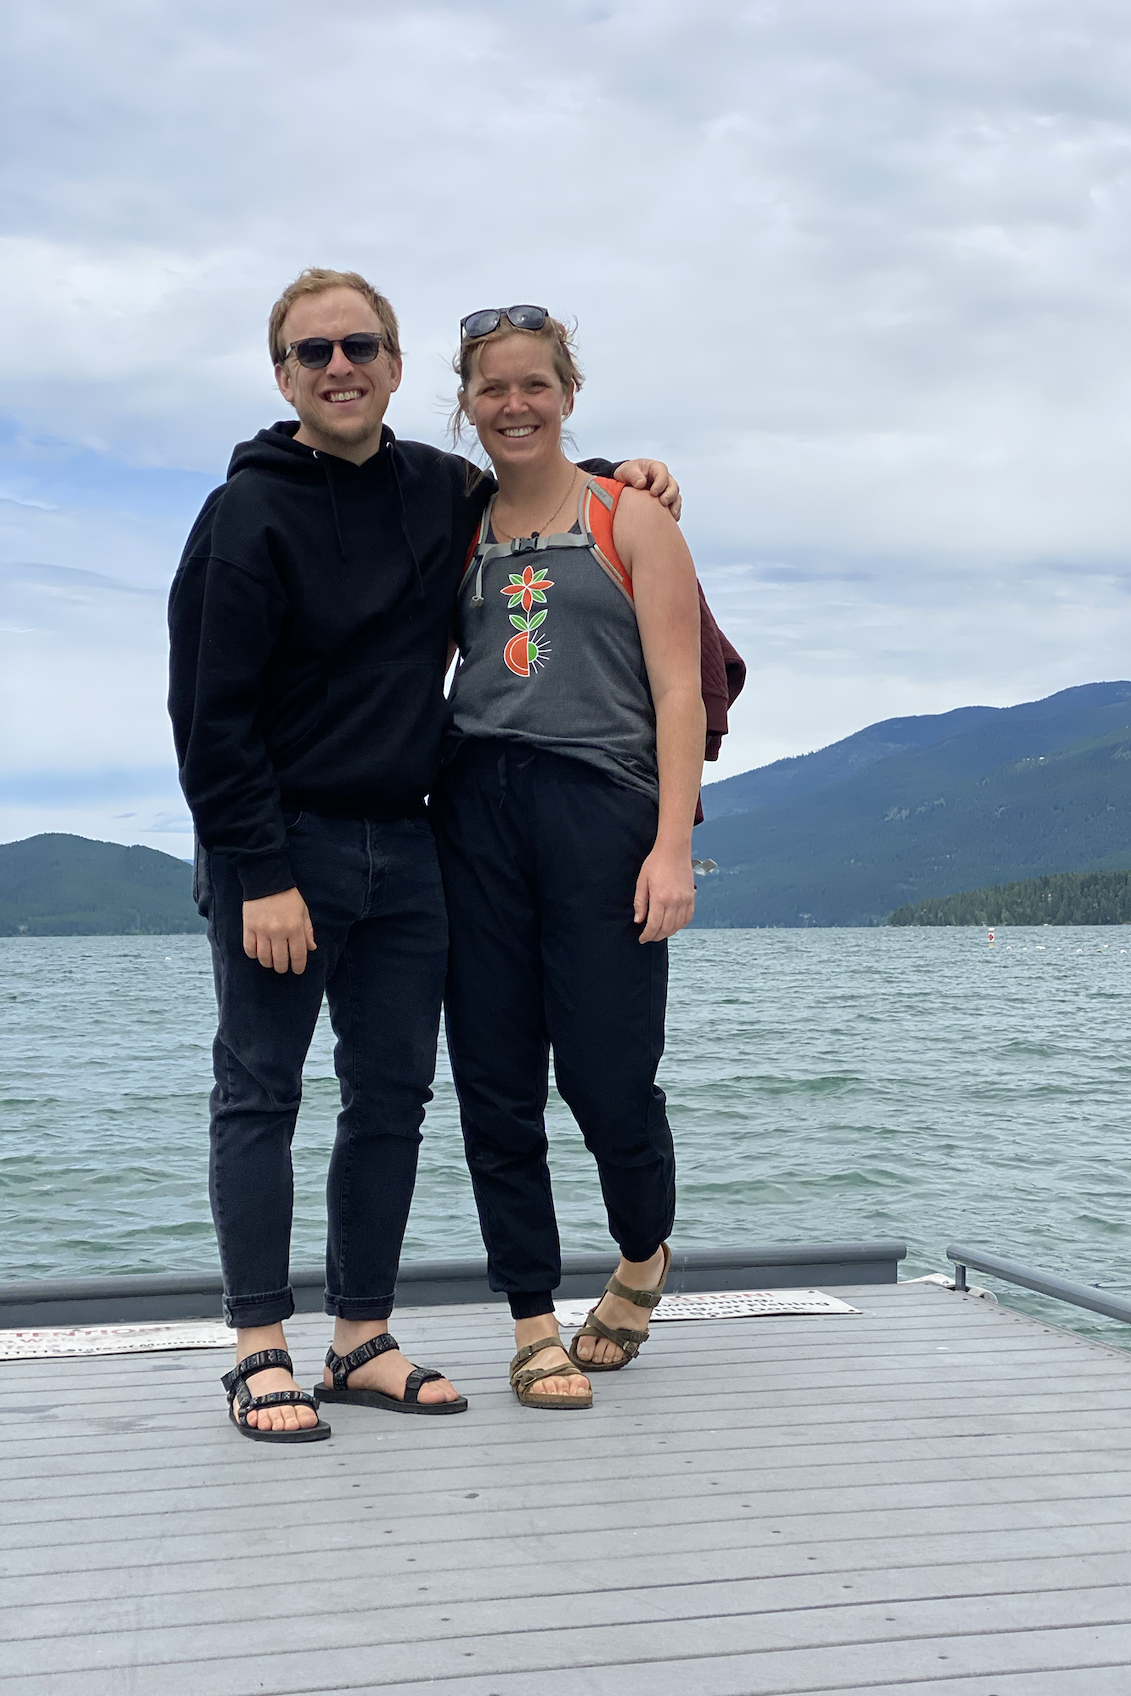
[0,834,204,936]
[700,703,999,820]
[693,682,1131,927]
[890,870,1131,927]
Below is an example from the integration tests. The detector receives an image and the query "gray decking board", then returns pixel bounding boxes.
[7,1529,1131,1621]
[3,1283,1131,1693]
[10,1429,1131,1509]
[11,1449,1131,1534]
[8,1577,1131,1679]
[11,1497,1131,1595]
[10,1339,1131,1418]
[7,1401,1131,1480]
[6,1553,1131,1646]
[11,1326,1128,1394]
[2,1413,1128,1482]
[5,1320,1105,1394]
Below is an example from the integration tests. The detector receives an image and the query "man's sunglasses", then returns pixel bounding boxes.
[460,305,548,340]
[282,333,383,369]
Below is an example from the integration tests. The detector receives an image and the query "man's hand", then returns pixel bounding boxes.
[242,888,317,974]
[633,845,696,943]
[613,459,682,522]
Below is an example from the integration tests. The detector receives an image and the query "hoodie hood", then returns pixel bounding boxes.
[223,420,426,589]
[226,418,392,483]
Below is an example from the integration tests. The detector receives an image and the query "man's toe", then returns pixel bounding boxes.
[419,1378,452,1405]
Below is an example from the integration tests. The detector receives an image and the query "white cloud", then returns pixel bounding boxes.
[0,560,176,771]
[2,0,1131,817]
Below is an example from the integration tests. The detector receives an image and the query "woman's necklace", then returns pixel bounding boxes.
[493,466,579,543]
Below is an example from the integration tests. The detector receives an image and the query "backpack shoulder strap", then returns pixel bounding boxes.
[460,499,494,583]
[581,477,633,603]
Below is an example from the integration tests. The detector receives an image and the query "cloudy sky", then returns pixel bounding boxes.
[2,0,1130,859]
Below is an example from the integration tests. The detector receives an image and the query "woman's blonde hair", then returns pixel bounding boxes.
[450,313,583,444]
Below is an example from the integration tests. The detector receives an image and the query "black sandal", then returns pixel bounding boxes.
[222,1348,331,1443]
[313,1333,468,1415]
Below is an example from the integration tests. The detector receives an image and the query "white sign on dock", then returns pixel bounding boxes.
[0,1321,231,1360]
[554,1287,860,1327]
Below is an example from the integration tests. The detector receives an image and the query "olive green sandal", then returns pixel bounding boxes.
[509,1338,593,1410]
[567,1242,672,1372]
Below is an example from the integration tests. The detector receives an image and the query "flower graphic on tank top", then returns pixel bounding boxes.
[500,564,554,677]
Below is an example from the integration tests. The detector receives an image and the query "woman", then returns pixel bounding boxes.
[434,306,706,1407]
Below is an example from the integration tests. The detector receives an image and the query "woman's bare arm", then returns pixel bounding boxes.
[612,488,705,943]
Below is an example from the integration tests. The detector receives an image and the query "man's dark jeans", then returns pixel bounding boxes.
[197,811,448,1329]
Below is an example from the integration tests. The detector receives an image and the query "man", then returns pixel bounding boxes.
[168,268,679,1439]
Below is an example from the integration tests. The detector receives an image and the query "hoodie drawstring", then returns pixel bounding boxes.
[313,452,349,564]
[314,444,426,598]
[388,448,428,600]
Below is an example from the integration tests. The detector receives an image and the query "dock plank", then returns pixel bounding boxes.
[8,1578,1131,1677]
[3,1555,1131,1650]
[7,1426,1130,1504]
[4,1517,1131,1611]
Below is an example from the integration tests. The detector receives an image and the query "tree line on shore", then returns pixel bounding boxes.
[889,869,1131,927]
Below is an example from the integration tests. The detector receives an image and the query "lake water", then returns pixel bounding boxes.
[3,928,1130,1346]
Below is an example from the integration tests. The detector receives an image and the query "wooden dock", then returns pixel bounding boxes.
[3,1279,1131,1694]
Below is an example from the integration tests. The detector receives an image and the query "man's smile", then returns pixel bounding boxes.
[323,388,365,404]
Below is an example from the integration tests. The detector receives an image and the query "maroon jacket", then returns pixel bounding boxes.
[695,584,746,823]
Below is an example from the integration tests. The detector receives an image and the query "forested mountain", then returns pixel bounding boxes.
[890,870,1131,927]
[693,682,1131,927]
[700,704,1000,820]
[0,835,203,936]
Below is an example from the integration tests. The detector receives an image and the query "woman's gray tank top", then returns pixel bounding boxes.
[448,477,658,799]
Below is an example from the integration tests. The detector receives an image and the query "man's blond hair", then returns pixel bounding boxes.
[268,268,402,366]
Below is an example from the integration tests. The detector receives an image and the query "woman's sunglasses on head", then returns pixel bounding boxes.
[283,333,383,369]
[460,305,549,340]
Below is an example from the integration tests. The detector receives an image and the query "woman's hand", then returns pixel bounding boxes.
[612,459,682,521]
[633,844,696,943]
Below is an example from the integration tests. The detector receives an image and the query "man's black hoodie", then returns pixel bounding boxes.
[168,421,614,900]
